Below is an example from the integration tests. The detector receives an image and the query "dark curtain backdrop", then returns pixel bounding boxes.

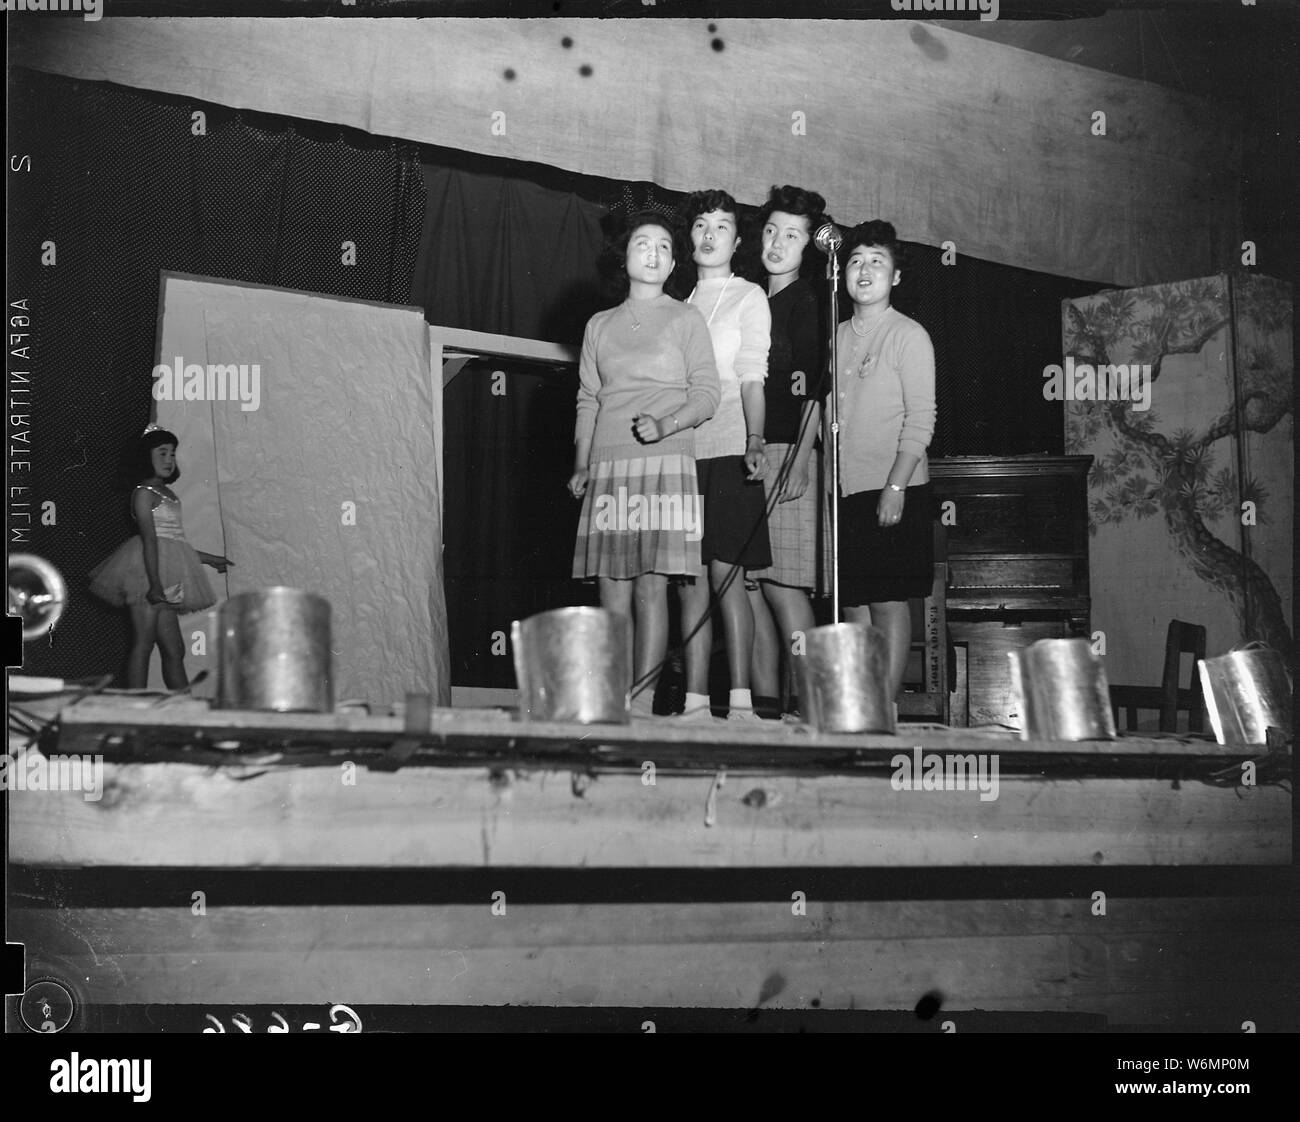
[885,253,1106,456]
[10,68,424,681]
[414,164,609,344]
[414,165,680,686]
[442,359,595,688]
[411,158,1104,456]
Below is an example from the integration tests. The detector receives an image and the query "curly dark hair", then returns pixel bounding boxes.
[122,428,181,488]
[839,219,908,275]
[596,208,685,302]
[671,188,765,294]
[748,184,831,281]
[679,188,740,229]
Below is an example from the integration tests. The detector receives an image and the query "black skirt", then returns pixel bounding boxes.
[832,482,935,604]
[697,455,772,569]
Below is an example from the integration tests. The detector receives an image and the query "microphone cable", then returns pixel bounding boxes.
[628,346,833,705]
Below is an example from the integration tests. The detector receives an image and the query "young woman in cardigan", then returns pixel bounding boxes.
[827,220,937,699]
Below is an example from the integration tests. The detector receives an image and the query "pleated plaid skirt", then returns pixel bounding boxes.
[572,453,702,579]
[747,443,820,590]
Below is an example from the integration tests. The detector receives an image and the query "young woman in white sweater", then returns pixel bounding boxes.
[673,189,772,722]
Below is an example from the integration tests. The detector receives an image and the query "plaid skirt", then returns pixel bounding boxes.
[747,443,820,590]
[572,453,702,579]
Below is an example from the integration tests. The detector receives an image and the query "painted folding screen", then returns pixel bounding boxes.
[154,274,450,706]
[1062,274,1293,697]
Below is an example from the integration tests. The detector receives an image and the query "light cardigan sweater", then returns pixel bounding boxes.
[825,306,936,494]
[574,294,721,464]
[687,275,770,460]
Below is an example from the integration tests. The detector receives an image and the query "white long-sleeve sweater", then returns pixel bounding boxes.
[687,275,770,460]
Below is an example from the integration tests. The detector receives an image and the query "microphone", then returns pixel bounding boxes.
[814,223,842,253]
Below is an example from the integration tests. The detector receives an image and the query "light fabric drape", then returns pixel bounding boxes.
[14,16,1240,287]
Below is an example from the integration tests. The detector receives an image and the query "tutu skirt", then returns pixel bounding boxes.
[88,536,217,611]
[572,453,702,579]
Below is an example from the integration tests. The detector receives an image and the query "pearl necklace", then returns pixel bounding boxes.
[849,310,888,338]
[847,311,888,378]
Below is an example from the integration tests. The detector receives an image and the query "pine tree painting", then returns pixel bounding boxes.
[1063,274,1293,664]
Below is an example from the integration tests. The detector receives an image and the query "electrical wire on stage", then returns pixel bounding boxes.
[628,362,832,710]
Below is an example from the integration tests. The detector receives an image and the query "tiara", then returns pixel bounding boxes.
[143,422,160,435]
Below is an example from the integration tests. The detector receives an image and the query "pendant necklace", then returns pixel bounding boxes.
[627,291,659,332]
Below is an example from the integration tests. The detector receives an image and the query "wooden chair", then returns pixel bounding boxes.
[897,523,951,724]
[1109,619,1207,733]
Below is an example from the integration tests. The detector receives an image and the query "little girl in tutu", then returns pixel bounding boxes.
[88,427,233,688]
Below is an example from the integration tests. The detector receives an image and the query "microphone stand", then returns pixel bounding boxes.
[825,250,841,624]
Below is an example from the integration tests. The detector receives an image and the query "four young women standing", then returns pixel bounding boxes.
[571,192,937,721]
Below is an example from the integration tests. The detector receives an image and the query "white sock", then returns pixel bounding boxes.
[630,689,655,716]
[729,688,753,712]
[684,691,710,713]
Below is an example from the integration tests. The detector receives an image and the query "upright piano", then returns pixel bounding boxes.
[929,456,1093,727]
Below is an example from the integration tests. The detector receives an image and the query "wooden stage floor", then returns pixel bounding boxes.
[7,691,1295,1031]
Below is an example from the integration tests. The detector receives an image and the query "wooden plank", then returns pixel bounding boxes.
[17,897,1298,952]
[949,559,1077,588]
[952,619,1076,727]
[930,457,1094,480]
[53,696,1276,769]
[8,762,1290,868]
[952,644,970,727]
[12,901,1293,1024]
[427,324,577,366]
[450,686,518,709]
